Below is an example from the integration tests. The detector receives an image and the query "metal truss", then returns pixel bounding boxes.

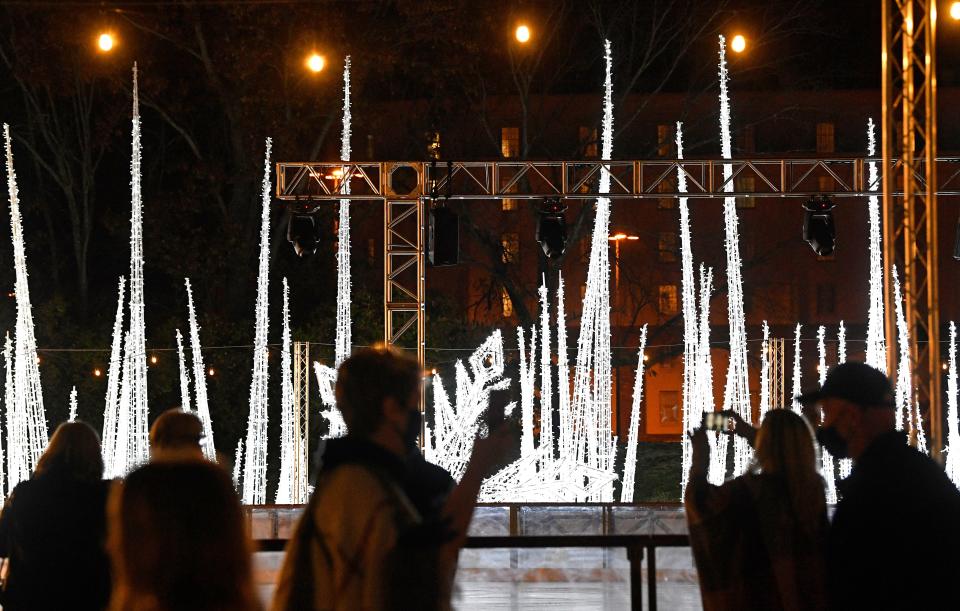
[292,341,310,501]
[882,0,941,456]
[767,338,787,410]
[277,158,960,203]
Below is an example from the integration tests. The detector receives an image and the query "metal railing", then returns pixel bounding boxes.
[248,503,694,611]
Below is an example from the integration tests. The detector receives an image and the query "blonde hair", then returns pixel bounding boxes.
[753,409,825,528]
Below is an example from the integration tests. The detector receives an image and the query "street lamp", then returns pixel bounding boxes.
[97,32,115,53]
[306,52,326,73]
[951,2,960,21]
[608,231,640,291]
[730,34,746,53]
[515,24,531,44]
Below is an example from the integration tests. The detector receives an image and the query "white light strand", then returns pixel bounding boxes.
[892,267,910,432]
[102,277,126,476]
[621,325,648,502]
[914,399,928,456]
[556,275,571,460]
[175,329,191,411]
[946,322,960,488]
[112,332,133,477]
[233,438,244,489]
[791,324,802,413]
[568,39,616,501]
[759,321,771,422]
[4,333,25,494]
[677,121,700,496]
[698,267,725,486]
[242,139,273,505]
[126,64,149,469]
[68,386,78,422]
[4,125,47,471]
[276,279,296,504]
[717,35,752,476]
[518,326,537,460]
[865,118,887,373]
[538,280,554,470]
[837,319,849,485]
[185,278,215,461]
[818,326,837,504]
[335,55,352,367]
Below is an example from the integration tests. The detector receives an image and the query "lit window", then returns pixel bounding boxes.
[659,391,680,424]
[501,127,520,159]
[736,174,756,208]
[816,122,835,154]
[739,125,756,154]
[657,124,673,157]
[658,284,678,315]
[579,126,598,158]
[426,131,441,160]
[657,178,677,209]
[658,232,678,262]
[502,198,518,211]
[501,233,520,264]
[501,288,514,317]
[818,175,835,193]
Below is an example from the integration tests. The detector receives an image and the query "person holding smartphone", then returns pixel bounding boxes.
[685,409,828,611]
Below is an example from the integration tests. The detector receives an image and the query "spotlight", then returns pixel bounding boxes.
[803,196,837,256]
[287,212,322,257]
[536,197,567,259]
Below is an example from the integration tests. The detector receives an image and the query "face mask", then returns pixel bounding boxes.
[402,407,422,449]
[816,426,849,459]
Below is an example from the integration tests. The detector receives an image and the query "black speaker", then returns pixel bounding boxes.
[429,207,459,266]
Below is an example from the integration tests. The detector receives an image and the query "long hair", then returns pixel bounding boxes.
[34,420,103,482]
[752,409,825,530]
[108,459,259,611]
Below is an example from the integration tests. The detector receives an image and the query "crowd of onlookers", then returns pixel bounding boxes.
[0,348,958,611]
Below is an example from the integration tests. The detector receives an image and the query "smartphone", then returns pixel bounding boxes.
[485,385,511,430]
[702,411,731,432]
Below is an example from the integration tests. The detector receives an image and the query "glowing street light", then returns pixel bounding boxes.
[952,2,960,20]
[731,34,746,53]
[97,32,115,53]
[94,368,102,377]
[515,24,531,44]
[306,53,326,73]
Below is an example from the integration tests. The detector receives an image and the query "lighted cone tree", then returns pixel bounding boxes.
[945,322,960,488]
[241,139,273,505]
[3,125,47,472]
[102,277,125,475]
[185,278,215,461]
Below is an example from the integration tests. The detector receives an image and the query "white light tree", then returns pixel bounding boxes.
[102,277,126,475]
[241,138,273,505]
[175,329,191,411]
[185,278,215,461]
[791,324,802,413]
[892,267,910,432]
[621,325,648,502]
[126,64,150,469]
[68,386,78,422]
[817,326,837,503]
[945,322,960,487]
[864,118,887,373]
[717,35,752,477]
[4,125,47,471]
[837,321,852,479]
[276,279,297,504]
[4,333,26,494]
[759,321,771,421]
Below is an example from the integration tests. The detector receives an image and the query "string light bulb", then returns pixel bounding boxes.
[97,32,115,53]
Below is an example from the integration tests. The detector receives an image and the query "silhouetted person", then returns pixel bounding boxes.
[108,458,259,611]
[272,345,509,611]
[0,421,112,611]
[686,409,828,611]
[149,409,204,460]
[798,362,960,610]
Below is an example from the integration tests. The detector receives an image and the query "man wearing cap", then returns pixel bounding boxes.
[798,362,960,610]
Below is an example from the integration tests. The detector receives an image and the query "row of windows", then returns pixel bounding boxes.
[499,282,836,318]
[497,122,837,160]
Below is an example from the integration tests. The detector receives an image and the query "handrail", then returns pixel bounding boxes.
[253,533,692,611]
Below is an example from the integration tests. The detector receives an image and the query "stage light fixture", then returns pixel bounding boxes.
[536,197,568,259]
[287,211,322,257]
[802,196,837,256]
[428,205,459,266]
